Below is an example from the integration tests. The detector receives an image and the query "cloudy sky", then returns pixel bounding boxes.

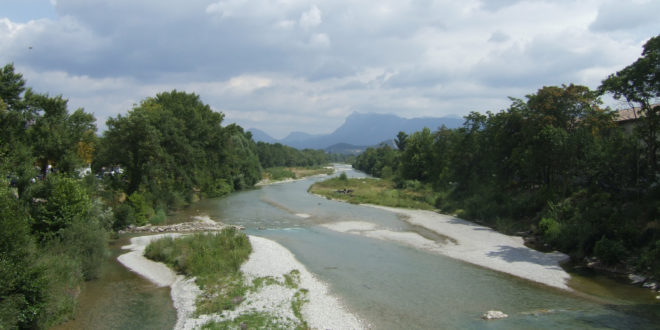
[1,0,658,138]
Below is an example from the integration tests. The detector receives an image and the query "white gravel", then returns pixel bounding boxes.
[117,233,363,329]
[322,205,571,291]
[241,236,363,329]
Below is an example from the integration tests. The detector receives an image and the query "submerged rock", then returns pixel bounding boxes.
[482,310,508,320]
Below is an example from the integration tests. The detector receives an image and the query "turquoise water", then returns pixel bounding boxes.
[58,167,659,329]
[188,168,659,329]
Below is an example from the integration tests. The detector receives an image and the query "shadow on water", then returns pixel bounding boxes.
[52,236,177,330]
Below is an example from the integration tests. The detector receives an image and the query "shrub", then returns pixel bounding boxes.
[539,217,561,244]
[150,208,167,225]
[594,236,627,266]
[338,172,348,181]
[32,175,92,241]
[57,217,108,280]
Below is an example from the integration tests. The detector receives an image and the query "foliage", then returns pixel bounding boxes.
[594,236,628,266]
[600,34,660,178]
[349,36,660,276]
[0,64,109,329]
[310,177,437,210]
[264,167,297,181]
[0,185,46,329]
[256,142,329,168]
[97,91,263,213]
[31,175,92,241]
[144,228,252,313]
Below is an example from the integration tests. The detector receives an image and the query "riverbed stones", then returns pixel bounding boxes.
[118,218,244,234]
[482,310,508,320]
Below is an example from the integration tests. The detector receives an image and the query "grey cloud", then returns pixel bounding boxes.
[590,1,660,33]
[488,31,509,43]
[2,0,656,137]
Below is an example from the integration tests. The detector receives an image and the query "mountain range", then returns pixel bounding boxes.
[249,112,464,153]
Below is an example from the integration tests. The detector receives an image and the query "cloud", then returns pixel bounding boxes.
[1,0,656,139]
[590,0,660,34]
[299,5,322,29]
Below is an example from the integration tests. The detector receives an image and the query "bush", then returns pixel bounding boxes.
[150,208,167,225]
[57,217,108,280]
[32,175,92,241]
[338,172,348,181]
[112,203,136,230]
[539,217,561,244]
[594,236,627,266]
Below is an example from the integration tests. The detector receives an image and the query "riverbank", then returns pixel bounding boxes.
[256,166,335,186]
[117,233,362,329]
[322,204,571,291]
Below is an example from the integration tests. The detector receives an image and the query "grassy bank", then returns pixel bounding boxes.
[308,175,437,210]
[262,166,334,182]
[144,229,309,328]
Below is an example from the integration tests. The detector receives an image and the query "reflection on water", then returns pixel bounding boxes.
[52,237,177,330]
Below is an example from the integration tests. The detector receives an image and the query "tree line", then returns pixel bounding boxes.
[354,35,660,276]
[0,65,327,328]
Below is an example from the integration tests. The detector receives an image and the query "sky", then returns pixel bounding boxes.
[1,0,658,139]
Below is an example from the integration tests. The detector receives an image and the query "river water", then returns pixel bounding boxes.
[57,165,659,329]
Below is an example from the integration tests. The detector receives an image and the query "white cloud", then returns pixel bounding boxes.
[227,75,273,94]
[308,33,330,48]
[299,5,322,29]
[1,0,656,138]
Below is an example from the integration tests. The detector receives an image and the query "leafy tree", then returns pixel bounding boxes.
[97,90,263,215]
[395,131,408,150]
[600,34,660,178]
[0,185,46,329]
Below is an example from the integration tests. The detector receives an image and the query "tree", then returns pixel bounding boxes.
[395,131,408,150]
[600,34,660,178]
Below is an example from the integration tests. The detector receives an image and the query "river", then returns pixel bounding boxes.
[56,165,660,329]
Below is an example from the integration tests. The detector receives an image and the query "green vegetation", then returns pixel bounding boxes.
[256,142,329,168]
[202,312,288,330]
[94,90,263,227]
[144,228,252,313]
[351,34,660,278]
[0,64,109,329]
[0,63,330,328]
[310,176,437,210]
[145,232,309,329]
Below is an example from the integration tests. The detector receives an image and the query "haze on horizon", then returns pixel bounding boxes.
[1,0,659,139]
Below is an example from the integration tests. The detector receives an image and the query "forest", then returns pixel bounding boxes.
[354,35,660,277]
[0,66,326,328]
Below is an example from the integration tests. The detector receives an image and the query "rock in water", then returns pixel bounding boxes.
[482,310,508,320]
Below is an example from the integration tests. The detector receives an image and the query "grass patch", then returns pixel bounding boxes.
[291,288,309,329]
[144,227,252,313]
[201,311,289,330]
[309,177,438,210]
[145,233,312,328]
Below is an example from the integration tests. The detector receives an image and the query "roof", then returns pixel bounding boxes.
[614,103,660,123]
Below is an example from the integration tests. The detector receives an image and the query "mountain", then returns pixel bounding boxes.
[250,112,464,151]
[248,128,278,144]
